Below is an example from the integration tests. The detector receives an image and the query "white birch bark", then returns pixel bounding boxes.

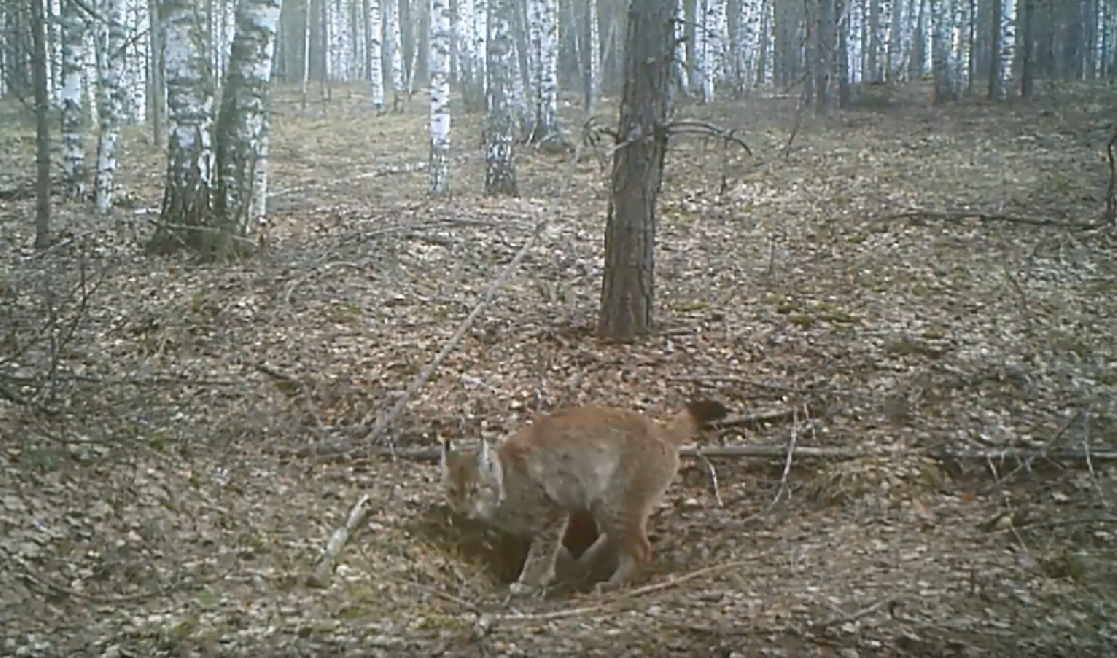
[60,0,87,197]
[368,0,385,109]
[123,0,148,122]
[49,0,63,107]
[930,0,953,101]
[951,0,966,92]
[429,0,452,196]
[158,0,216,241]
[328,0,349,80]
[301,0,312,108]
[456,0,475,84]
[674,0,690,95]
[386,0,405,110]
[510,37,529,130]
[214,0,282,228]
[585,0,599,110]
[474,0,488,101]
[94,0,128,215]
[999,0,1016,95]
[533,0,559,142]
[526,0,542,108]
[699,0,715,102]
[485,0,516,196]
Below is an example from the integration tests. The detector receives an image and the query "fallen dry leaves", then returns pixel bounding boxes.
[1,82,1116,657]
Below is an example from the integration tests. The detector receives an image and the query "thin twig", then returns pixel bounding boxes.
[881,207,1091,229]
[698,454,723,507]
[307,493,371,588]
[764,406,801,512]
[490,559,753,624]
[1083,416,1110,509]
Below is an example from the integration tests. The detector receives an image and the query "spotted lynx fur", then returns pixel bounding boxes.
[440,399,728,595]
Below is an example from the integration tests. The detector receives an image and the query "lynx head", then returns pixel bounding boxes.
[440,437,505,521]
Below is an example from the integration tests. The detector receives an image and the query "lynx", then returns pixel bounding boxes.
[440,399,728,595]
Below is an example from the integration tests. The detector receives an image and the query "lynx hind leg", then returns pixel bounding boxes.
[512,515,570,594]
[594,508,653,591]
[568,532,619,582]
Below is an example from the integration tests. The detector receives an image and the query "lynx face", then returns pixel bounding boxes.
[441,439,505,522]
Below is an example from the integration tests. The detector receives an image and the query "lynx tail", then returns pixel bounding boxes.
[663,399,728,446]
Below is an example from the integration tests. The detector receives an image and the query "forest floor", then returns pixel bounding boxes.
[2,81,1117,658]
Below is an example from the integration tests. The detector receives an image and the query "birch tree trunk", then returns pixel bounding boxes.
[485,0,516,196]
[60,0,87,198]
[429,0,452,197]
[674,0,690,94]
[474,0,488,103]
[999,0,1015,95]
[697,0,713,102]
[387,0,406,110]
[149,0,215,254]
[94,0,128,215]
[531,0,561,145]
[149,0,280,258]
[367,0,385,110]
[931,0,954,102]
[888,0,903,79]
[213,0,282,232]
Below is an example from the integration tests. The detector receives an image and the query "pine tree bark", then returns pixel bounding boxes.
[597,0,674,343]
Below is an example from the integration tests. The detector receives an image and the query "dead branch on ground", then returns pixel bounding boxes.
[880,207,1093,229]
[274,441,1117,465]
[307,493,371,588]
[664,119,753,156]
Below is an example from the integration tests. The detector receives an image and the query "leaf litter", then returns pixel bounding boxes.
[1,83,1116,657]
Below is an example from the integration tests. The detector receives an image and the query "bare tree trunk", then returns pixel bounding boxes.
[1019,0,1034,96]
[597,0,675,343]
[816,0,834,115]
[485,0,517,196]
[148,0,166,147]
[31,0,51,249]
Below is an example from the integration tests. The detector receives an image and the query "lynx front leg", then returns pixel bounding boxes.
[509,515,569,596]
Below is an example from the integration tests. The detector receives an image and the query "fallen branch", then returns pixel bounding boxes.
[664,119,753,156]
[275,442,1117,464]
[880,207,1092,229]
[306,493,371,588]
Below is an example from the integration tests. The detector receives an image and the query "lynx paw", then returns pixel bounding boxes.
[508,582,536,597]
